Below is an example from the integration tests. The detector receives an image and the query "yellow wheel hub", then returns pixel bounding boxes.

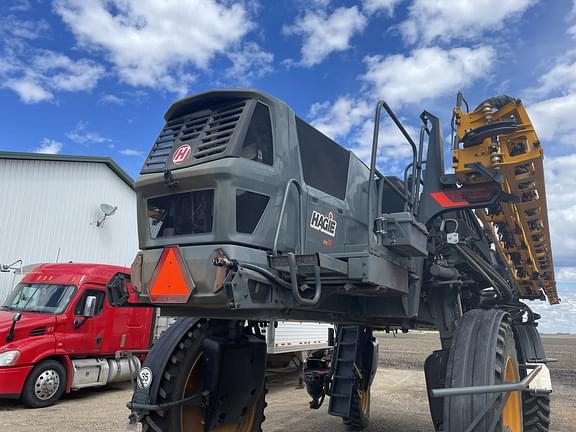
[501,356,522,432]
[181,353,259,432]
[359,389,370,415]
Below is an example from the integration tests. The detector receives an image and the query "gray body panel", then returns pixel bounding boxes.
[132,89,510,330]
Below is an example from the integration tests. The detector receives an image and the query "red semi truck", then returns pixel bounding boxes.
[0,263,154,408]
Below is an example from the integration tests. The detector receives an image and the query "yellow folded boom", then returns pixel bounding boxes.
[452,96,559,304]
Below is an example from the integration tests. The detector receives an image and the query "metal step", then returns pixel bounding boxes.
[328,325,360,418]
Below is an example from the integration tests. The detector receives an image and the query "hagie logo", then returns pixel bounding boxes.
[310,211,337,237]
[172,144,192,165]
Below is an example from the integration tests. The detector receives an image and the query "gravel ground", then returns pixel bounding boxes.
[0,334,574,431]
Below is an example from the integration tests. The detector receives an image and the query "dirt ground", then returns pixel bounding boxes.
[0,334,574,431]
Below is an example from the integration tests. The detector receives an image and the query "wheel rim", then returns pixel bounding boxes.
[181,353,258,432]
[34,369,60,400]
[359,389,370,415]
[501,356,522,432]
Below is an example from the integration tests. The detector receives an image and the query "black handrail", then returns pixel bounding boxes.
[367,101,419,249]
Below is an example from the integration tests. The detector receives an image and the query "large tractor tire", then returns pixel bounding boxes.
[342,389,371,430]
[141,320,266,432]
[444,309,523,432]
[514,324,551,432]
[342,326,375,431]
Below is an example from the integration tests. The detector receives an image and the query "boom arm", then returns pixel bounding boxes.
[452,95,558,304]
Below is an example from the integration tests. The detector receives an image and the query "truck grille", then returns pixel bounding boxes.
[142,100,247,173]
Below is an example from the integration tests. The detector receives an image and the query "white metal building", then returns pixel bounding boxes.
[0,152,138,302]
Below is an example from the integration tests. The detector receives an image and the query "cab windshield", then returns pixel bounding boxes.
[1,283,76,314]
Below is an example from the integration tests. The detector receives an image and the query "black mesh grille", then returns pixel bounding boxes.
[142,100,247,173]
[195,102,245,160]
[29,327,46,336]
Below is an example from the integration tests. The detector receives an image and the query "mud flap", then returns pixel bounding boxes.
[424,349,449,431]
[363,339,379,390]
[202,335,267,429]
[513,324,546,362]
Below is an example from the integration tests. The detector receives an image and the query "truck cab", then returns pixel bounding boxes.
[0,263,154,407]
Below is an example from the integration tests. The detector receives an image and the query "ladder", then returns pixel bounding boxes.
[328,325,360,418]
[452,96,558,304]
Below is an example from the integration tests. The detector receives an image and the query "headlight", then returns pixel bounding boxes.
[0,350,20,367]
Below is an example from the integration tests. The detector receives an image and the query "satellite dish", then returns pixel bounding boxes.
[95,203,118,227]
[100,203,118,216]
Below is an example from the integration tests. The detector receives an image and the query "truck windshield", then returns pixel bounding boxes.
[1,283,76,314]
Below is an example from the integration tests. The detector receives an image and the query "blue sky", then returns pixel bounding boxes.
[1,0,576,331]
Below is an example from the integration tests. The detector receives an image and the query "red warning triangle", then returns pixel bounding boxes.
[149,247,194,303]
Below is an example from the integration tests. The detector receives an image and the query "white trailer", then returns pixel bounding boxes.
[264,321,334,354]
[154,313,333,355]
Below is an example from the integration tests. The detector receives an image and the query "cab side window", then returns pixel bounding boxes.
[241,102,273,165]
[74,289,105,316]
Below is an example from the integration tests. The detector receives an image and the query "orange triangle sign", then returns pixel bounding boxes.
[149,247,194,303]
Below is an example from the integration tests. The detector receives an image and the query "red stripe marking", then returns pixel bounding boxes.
[431,192,469,208]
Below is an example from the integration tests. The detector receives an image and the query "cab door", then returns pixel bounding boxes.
[68,287,107,354]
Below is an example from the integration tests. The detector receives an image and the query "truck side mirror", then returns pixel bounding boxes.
[82,296,98,317]
[5,312,22,342]
[107,272,131,307]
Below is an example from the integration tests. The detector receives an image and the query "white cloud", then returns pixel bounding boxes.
[296,0,331,7]
[307,95,417,174]
[54,0,253,94]
[529,93,576,145]
[0,16,103,102]
[524,53,576,146]
[8,0,31,12]
[526,58,576,100]
[0,48,104,103]
[33,138,63,154]
[225,42,274,84]
[284,6,367,67]
[5,78,53,103]
[309,96,372,140]
[362,46,495,106]
[32,51,104,92]
[350,117,417,163]
[544,154,576,270]
[528,290,576,334]
[304,45,492,174]
[399,0,536,45]
[119,148,144,157]
[99,94,125,105]
[557,267,576,282]
[0,16,50,39]
[67,122,112,145]
[363,0,403,16]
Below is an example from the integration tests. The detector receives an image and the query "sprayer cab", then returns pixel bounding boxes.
[132,89,426,322]
[131,88,530,327]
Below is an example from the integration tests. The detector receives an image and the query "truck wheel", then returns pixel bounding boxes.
[142,320,266,432]
[343,388,370,430]
[444,309,522,432]
[514,325,551,432]
[21,359,67,408]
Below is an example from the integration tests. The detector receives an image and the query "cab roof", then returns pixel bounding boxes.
[22,263,130,286]
[164,88,287,121]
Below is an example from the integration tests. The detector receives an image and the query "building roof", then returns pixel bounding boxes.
[0,151,134,189]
